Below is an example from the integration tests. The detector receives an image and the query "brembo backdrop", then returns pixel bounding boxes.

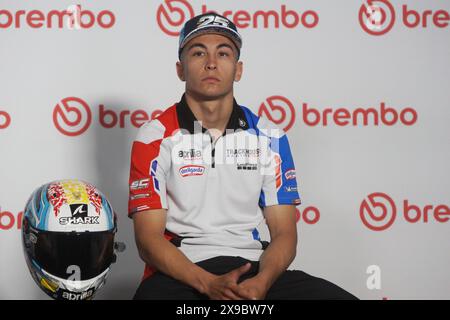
[0,0,449,299]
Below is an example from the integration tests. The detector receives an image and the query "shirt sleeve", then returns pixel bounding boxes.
[259,132,301,208]
[128,119,171,217]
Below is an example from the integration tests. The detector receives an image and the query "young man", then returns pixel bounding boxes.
[128,13,357,300]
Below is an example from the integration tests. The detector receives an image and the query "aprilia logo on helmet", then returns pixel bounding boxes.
[62,289,94,300]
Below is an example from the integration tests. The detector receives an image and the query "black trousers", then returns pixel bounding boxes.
[133,256,358,300]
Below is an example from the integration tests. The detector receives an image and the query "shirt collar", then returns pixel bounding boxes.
[176,94,249,134]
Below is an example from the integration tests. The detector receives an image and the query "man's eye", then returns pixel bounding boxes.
[219,52,230,57]
[193,51,205,57]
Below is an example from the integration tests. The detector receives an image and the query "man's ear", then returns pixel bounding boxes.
[234,61,243,82]
[176,61,185,82]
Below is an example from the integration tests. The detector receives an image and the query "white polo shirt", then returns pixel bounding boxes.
[128,95,300,276]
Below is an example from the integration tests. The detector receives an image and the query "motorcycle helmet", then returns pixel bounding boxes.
[22,179,120,300]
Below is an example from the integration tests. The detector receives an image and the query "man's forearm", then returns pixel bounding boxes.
[256,234,297,290]
[137,235,213,294]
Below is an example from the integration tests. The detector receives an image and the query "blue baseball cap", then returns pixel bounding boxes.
[178,13,242,59]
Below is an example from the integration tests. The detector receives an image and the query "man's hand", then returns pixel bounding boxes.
[234,275,270,300]
[204,263,252,300]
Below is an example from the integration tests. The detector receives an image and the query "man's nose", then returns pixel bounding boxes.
[205,54,217,70]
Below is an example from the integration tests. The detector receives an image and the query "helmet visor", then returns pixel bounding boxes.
[30,227,115,281]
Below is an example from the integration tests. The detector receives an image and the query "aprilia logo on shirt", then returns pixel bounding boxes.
[178,149,202,160]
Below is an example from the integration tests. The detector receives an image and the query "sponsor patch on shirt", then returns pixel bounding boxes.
[130,178,150,190]
[285,169,296,180]
[179,165,205,177]
[178,149,203,160]
[130,205,151,214]
[285,186,298,193]
[236,163,258,170]
[129,193,151,201]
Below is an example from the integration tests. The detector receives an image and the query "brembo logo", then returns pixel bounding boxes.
[258,96,418,129]
[360,192,396,231]
[359,0,449,36]
[157,0,195,36]
[156,0,319,36]
[0,5,116,29]
[360,192,449,231]
[53,97,163,136]
[53,97,92,136]
[359,0,396,36]
[0,210,23,230]
[296,207,320,225]
[259,96,296,132]
[0,110,11,129]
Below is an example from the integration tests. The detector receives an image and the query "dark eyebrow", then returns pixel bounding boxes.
[186,43,207,52]
[217,43,234,51]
